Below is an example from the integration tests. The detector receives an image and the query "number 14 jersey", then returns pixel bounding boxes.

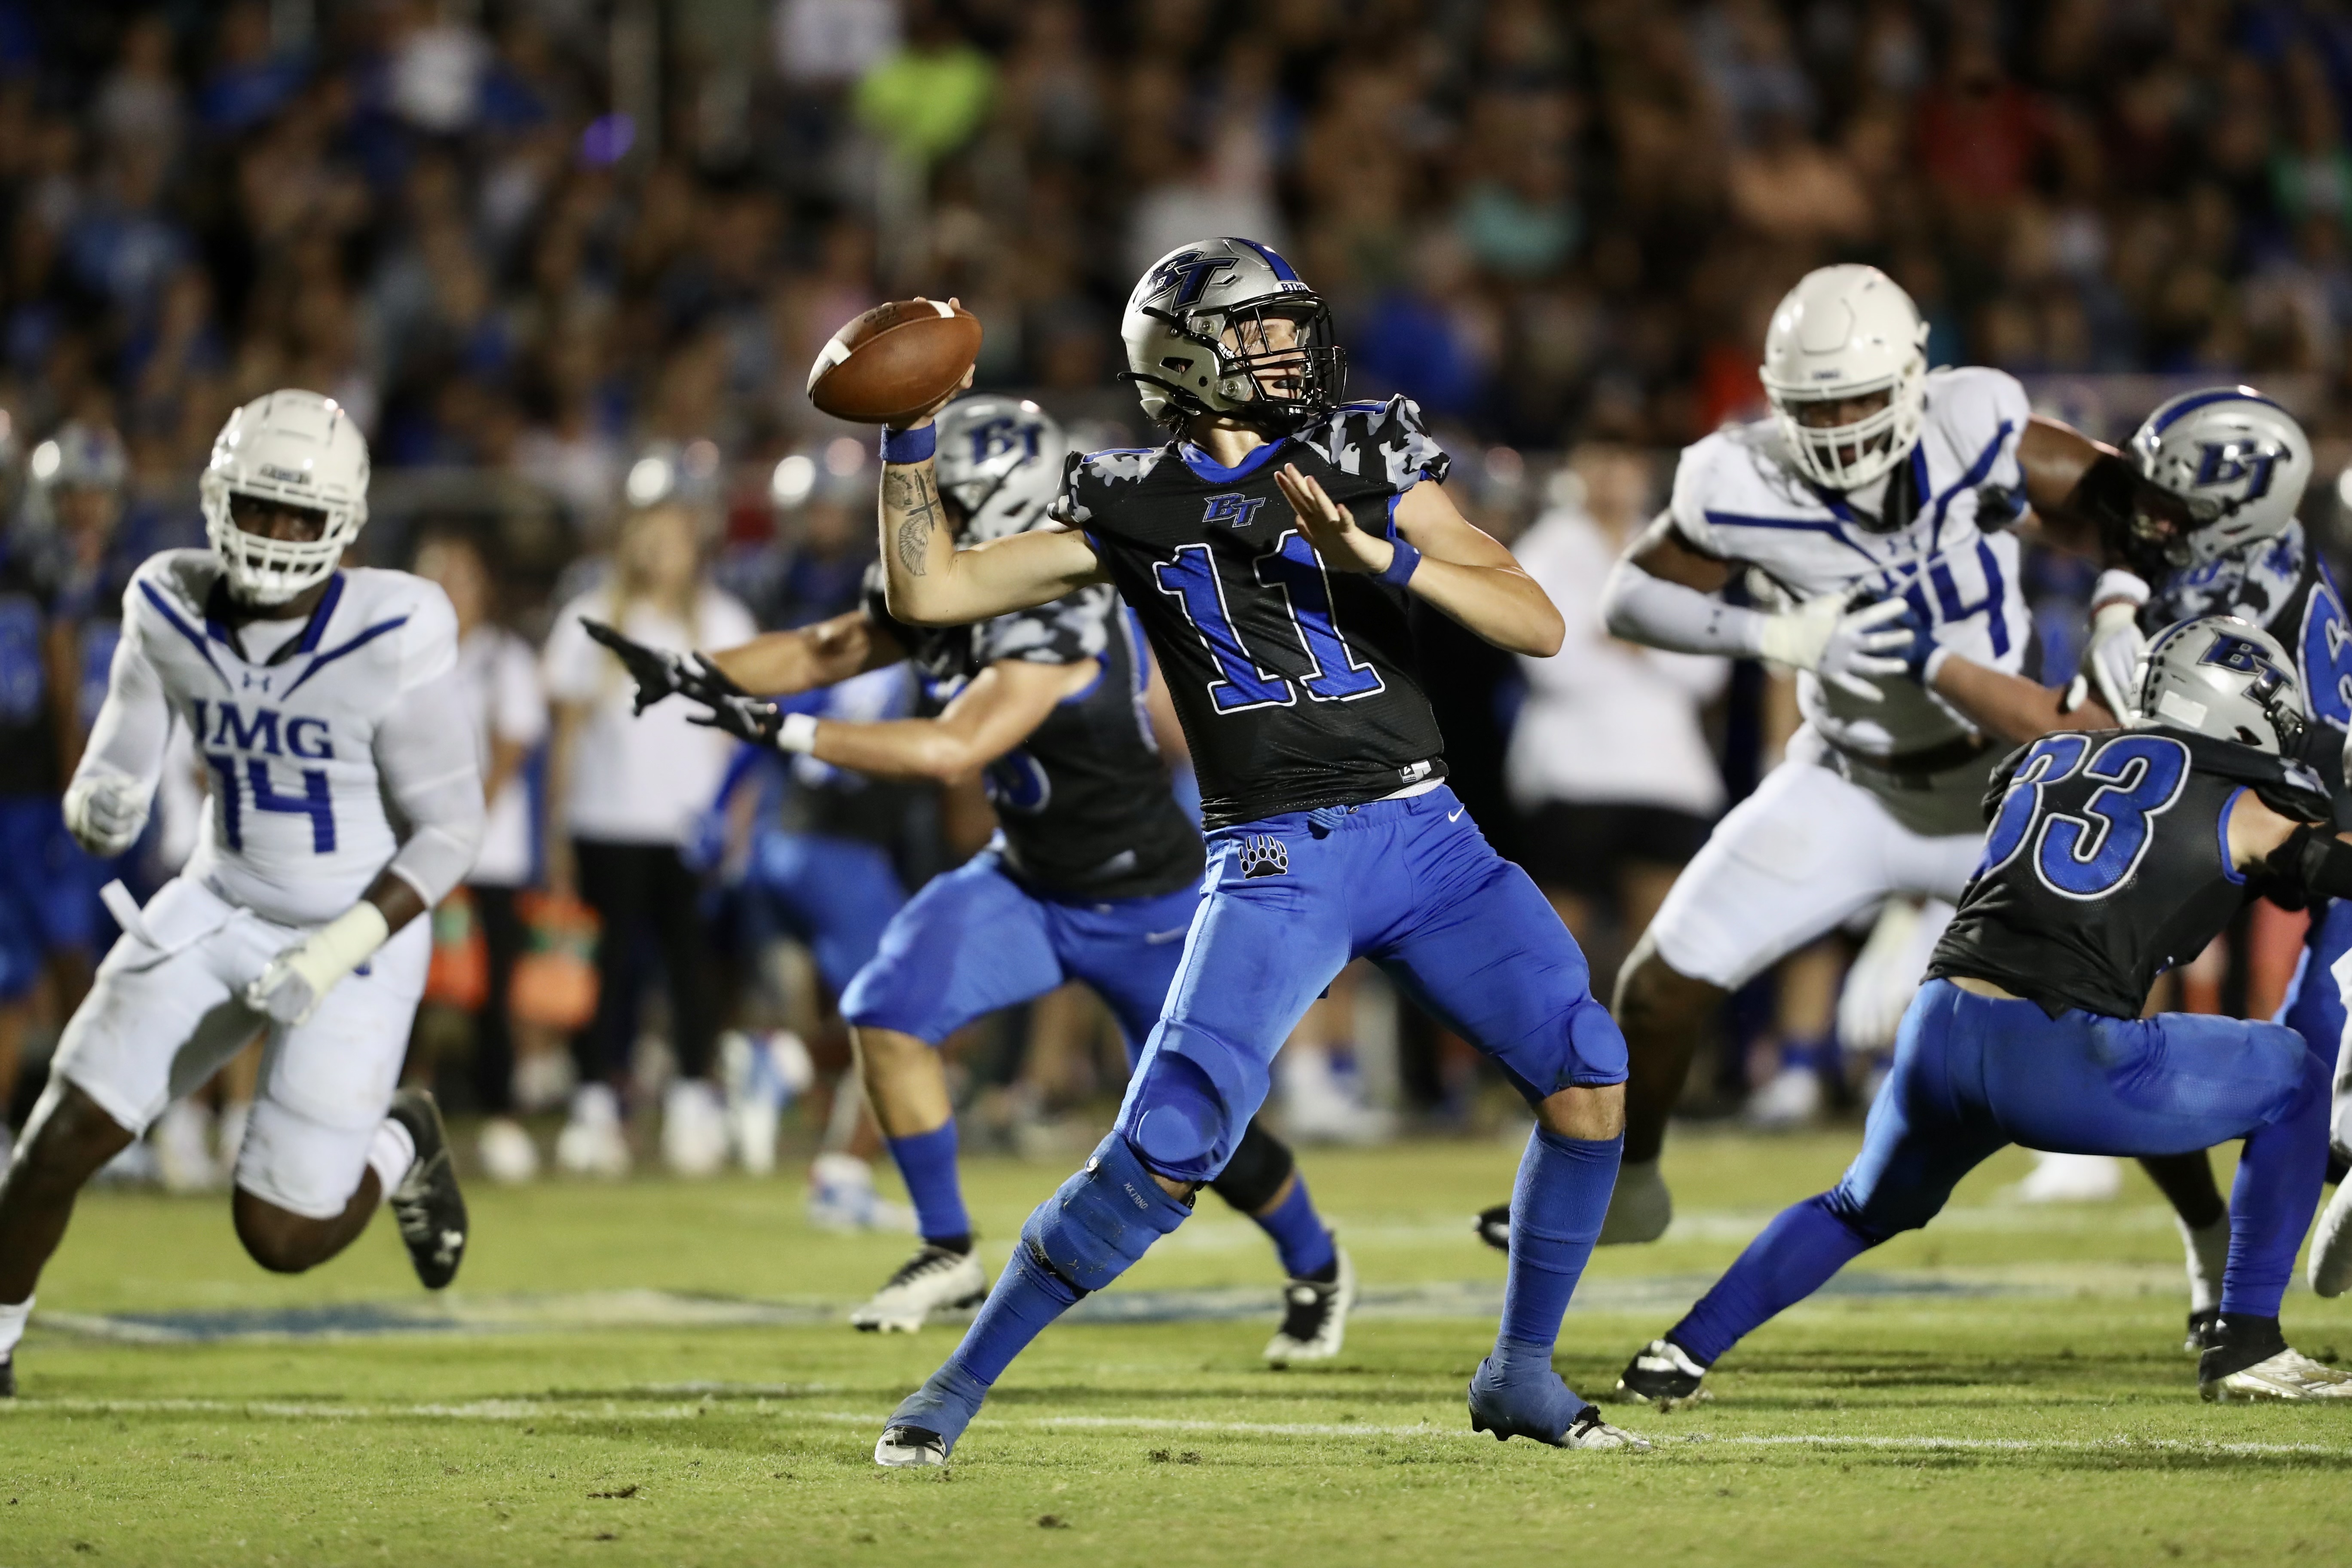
[1054,396,1452,828]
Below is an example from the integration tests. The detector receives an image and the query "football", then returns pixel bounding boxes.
[805,297,983,423]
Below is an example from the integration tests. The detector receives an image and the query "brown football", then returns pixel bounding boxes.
[805,298,983,423]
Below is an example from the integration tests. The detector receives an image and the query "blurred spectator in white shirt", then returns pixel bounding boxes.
[1507,446,1728,992]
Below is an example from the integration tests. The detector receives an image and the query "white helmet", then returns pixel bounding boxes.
[2128,387,2309,567]
[199,389,370,604]
[1120,238,1344,429]
[2137,615,2305,756]
[32,422,128,493]
[933,396,1067,544]
[1760,264,1929,493]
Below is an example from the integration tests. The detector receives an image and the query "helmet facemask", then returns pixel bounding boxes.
[1767,365,1926,496]
[203,486,351,605]
[1126,294,1346,432]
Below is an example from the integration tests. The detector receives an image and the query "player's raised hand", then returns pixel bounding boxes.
[1758,594,1912,701]
[687,690,787,748]
[581,618,692,715]
[1276,463,1393,574]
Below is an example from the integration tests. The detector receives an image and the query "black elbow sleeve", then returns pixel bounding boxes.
[2273,826,2352,903]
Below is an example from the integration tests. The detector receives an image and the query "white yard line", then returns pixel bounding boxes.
[3,1396,2342,1458]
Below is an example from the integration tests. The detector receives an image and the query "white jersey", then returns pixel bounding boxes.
[117,551,462,925]
[1669,366,2034,760]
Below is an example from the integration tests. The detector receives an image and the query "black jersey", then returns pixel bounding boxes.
[2145,523,2352,820]
[1056,396,1452,828]
[863,564,1204,901]
[1927,727,2330,1018]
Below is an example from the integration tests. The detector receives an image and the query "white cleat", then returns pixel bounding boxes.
[1743,1064,1824,1131]
[807,1152,917,1233]
[850,1246,989,1333]
[1265,1246,1355,1364]
[1597,1157,1672,1246]
[477,1117,540,1185]
[1614,1338,1712,1411]
[874,1424,948,1467]
[2007,1150,2123,1204]
[661,1077,729,1177]
[2201,1347,2352,1403]
[1561,1409,1653,1450]
[554,1084,632,1179]
[2309,1179,2352,1299]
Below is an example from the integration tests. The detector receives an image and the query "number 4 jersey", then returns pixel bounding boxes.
[105,551,466,926]
[1927,726,2330,1019]
[1055,396,1451,828]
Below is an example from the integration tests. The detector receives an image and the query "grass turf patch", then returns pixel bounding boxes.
[2,1132,2347,1566]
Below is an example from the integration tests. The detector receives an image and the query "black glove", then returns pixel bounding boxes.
[2072,453,2197,578]
[686,689,786,747]
[581,618,691,715]
[582,621,752,717]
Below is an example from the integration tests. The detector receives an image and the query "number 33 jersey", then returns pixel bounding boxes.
[117,551,461,927]
[1055,395,1451,828]
[1669,366,2034,760]
[1927,726,2328,1019]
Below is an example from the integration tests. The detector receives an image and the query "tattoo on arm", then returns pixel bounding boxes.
[886,468,946,577]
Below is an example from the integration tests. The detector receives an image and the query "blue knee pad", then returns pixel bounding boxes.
[1019,1133,1194,1294]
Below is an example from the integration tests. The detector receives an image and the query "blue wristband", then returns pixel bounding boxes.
[880,424,937,464]
[1378,539,1422,588]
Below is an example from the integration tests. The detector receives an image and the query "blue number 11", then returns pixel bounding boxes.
[1152,532,1386,713]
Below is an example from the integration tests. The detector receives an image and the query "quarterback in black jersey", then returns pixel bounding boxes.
[858,239,1643,1467]
[590,397,1351,1360]
[1615,616,2352,1408]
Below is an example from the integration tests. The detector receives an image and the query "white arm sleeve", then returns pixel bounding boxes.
[1600,557,1770,658]
[374,665,487,906]
[73,622,174,799]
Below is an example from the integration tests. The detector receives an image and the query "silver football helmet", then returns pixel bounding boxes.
[1120,237,1344,429]
[2127,387,2309,567]
[2137,615,2305,755]
[199,389,370,604]
[1760,264,1930,494]
[933,396,1067,543]
[32,421,129,493]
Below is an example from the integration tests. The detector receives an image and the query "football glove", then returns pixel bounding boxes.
[1758,594,1912,701]
[62,772,152,857]
[581,621,752,716]
[689,694,819,754]
[2082,569,2150,721]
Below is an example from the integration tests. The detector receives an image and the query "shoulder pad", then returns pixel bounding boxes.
[1057,447,1171,528]
[130,549,220,615]
[1294,395,1450,490]
[2180,731,2335,822]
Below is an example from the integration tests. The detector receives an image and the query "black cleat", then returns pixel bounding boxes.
[0,1353,14,1398]
[1474,1202,1511,1253]
[875,1424,949,1467]
[1614,1338,1711,1410]
[2184,1307,2221,1354]
[386,1090,468,1290]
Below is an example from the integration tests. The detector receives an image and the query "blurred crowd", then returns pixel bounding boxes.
[7,0,2352,1189]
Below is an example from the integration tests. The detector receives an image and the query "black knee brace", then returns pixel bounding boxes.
[1209,1118,1295,1214]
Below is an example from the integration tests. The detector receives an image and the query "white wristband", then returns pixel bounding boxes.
[291,901,391,996]
[2092,568,2150,611]
[776,712,820,754]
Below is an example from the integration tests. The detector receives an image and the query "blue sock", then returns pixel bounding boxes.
[2220,1045,2332,1321]
[889,1242,1081,1454]
[1493,1127,1620,1355]
[1670,1193,1875,1365]
[1252,1176,1337,1280]
[885,1122,971,1246]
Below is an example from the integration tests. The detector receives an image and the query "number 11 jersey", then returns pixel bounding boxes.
[1054,396,1452,828]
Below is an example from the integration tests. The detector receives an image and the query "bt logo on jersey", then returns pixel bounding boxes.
[1200,492,1267,530]
[191,698,334,759]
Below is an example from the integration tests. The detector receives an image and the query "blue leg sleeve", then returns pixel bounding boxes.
[1670,1194,1878,1366]
[2221,1041,2334,1321]
[1019,1132,1195,1294]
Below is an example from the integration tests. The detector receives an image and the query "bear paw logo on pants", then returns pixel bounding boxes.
[1239,835,1289,879]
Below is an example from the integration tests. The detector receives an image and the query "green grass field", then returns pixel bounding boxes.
[5,1128,2352,1567]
